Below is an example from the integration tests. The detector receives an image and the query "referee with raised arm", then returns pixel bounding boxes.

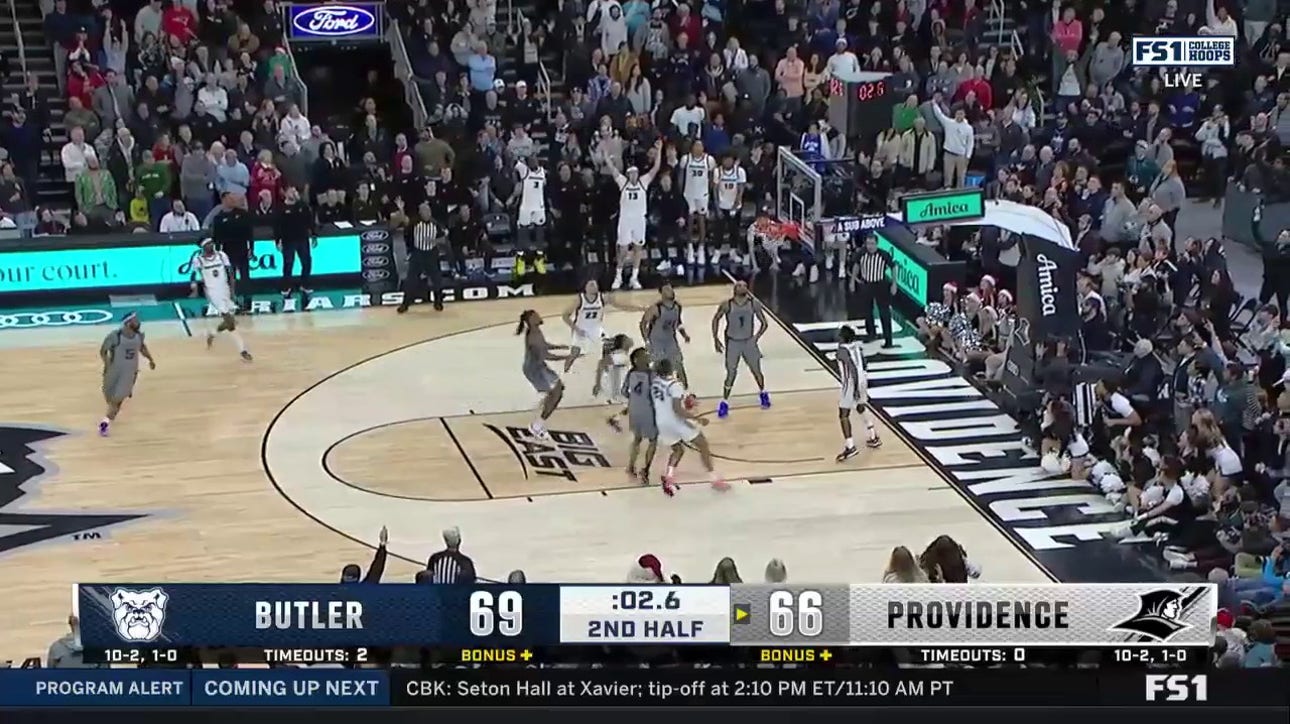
[852,233,897,348]
[397,200,447,314]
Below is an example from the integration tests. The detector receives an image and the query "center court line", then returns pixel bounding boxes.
[171,301,193,337]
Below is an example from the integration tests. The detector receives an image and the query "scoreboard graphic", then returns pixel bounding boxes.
[75,582,1217,654]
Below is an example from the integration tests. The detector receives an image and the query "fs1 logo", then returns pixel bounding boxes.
[1145,674,1208,702]
[1131,37,1235,67]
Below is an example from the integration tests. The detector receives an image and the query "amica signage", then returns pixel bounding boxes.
[900,189,986,225]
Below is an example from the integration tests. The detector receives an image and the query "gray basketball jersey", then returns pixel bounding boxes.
[725,298,756,340]
[648,301,682,351]
[624,369,656,432]
[103,329,144,372]
[523,330,551,376]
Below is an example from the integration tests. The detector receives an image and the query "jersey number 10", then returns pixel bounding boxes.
[469,590,524,637]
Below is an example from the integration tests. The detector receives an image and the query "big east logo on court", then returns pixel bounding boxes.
[488,426,611,482]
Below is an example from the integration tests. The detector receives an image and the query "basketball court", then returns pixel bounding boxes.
[0,285,1049,659]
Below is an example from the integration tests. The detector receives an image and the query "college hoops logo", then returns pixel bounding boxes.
[0,425,146,555]
[109,587,169,642]
[1110,589,1190,642]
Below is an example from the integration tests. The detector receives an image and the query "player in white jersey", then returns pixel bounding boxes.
[513,155,548,248]
[682,140,716,259]
[189,239,252,362]
[651,358,727,494]
[560,278,643,378]
[609,139,663,291]
[713,155,746,255]
[835,325,880,461]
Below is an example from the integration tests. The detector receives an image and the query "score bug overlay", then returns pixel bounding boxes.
[558,586,731,644]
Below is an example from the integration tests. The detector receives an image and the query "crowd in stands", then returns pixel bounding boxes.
[23,0,1290,668]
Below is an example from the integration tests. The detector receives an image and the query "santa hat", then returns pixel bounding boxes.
[997,289,1014,304]
[627,554,664,583]
[980,274,997,287]
[1216,608,1234,630]
[942,281,958,292]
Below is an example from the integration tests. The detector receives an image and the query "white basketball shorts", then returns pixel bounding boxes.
[838,377,869,409]
[518,206,546,227]
[571,326,603,352]
[686,194,710,216]
[207,289,236,316]
[657,420,701,447]
[617,216,647,247]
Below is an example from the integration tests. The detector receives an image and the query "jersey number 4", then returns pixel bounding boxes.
[632,381,644,395]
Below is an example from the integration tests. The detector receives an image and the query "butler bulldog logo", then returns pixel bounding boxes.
[110,588,169,642]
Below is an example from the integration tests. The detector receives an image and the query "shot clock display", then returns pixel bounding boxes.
[827,75,897,140]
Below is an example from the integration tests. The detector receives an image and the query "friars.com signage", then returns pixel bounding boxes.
[900,188,986,226]
[287,4,384,42]
[0,237,362,294]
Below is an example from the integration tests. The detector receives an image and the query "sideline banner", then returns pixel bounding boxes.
[1014,236,1081,343]
[358,229,398,303]
[0,228,373,296]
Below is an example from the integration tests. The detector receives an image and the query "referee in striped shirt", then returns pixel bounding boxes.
[852,234,896,348]
[424,527,477,583]
[396,201,447,314]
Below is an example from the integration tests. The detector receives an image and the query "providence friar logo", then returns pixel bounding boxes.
[0,425,148,553]
[1110,589,1190,642]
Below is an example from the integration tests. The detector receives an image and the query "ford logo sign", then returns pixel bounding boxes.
[360,230,389,242]
[292,5,377,37]
[362,243,391,254]
[363,269,391,281]
[363,256,389,268]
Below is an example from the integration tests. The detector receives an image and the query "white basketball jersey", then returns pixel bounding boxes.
[716,166,745,210]
[193,251,231,295]
[839,341,866,390]
[520,165,547,209]
[685,154,713,196]
[651,376,686,428]
[620,180,647,218]
[576,292,604,332]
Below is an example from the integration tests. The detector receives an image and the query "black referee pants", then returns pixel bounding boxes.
[857,281,893,346]
[222,240,253,305]
[403,249,445,310]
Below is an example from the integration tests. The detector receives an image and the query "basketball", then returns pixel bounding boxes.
[684,394,698,410]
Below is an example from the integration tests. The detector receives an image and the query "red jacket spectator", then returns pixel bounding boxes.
[161,3,197,45]
[67,64,104,110]
[1051,13,1083,56]
[955,75,993,109]
[670,8,701,50]
[249,159,283,203]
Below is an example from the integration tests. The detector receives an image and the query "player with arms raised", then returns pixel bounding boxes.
[609,140,663,290]
[517,309,571,439]
[682,139,716,265]
[608,347,660,487]
[513,155,548,248]
[640,281,689,386]
[190,239,252,361]
[711,280,771,418]
[561,278,642,378]
[652,358,727,495]
[98,313,157,436]
[835,325,882,460]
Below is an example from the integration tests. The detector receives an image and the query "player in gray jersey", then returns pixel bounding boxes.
[711,280,770,418]
[640,282,690,385]
[517,309,571,439]
[608,348,660,485]
[97,312,156,436]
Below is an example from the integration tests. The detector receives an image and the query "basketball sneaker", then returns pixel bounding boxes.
[206,331,215,349]
[661,475,678,497]
[866,437,882,449]
[710,475,730,491]
[611,271,624,290]
[836,446,859,462]
[528,420,550,439]
[716,400,730,418]
[241,350,254,362]
[759,391,771,409]
[534,253,547,275]
[607,416,623,433]
[98,420,110,437]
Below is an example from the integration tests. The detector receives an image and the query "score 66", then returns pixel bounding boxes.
[469,590,524,637]
[768,590,824,637]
